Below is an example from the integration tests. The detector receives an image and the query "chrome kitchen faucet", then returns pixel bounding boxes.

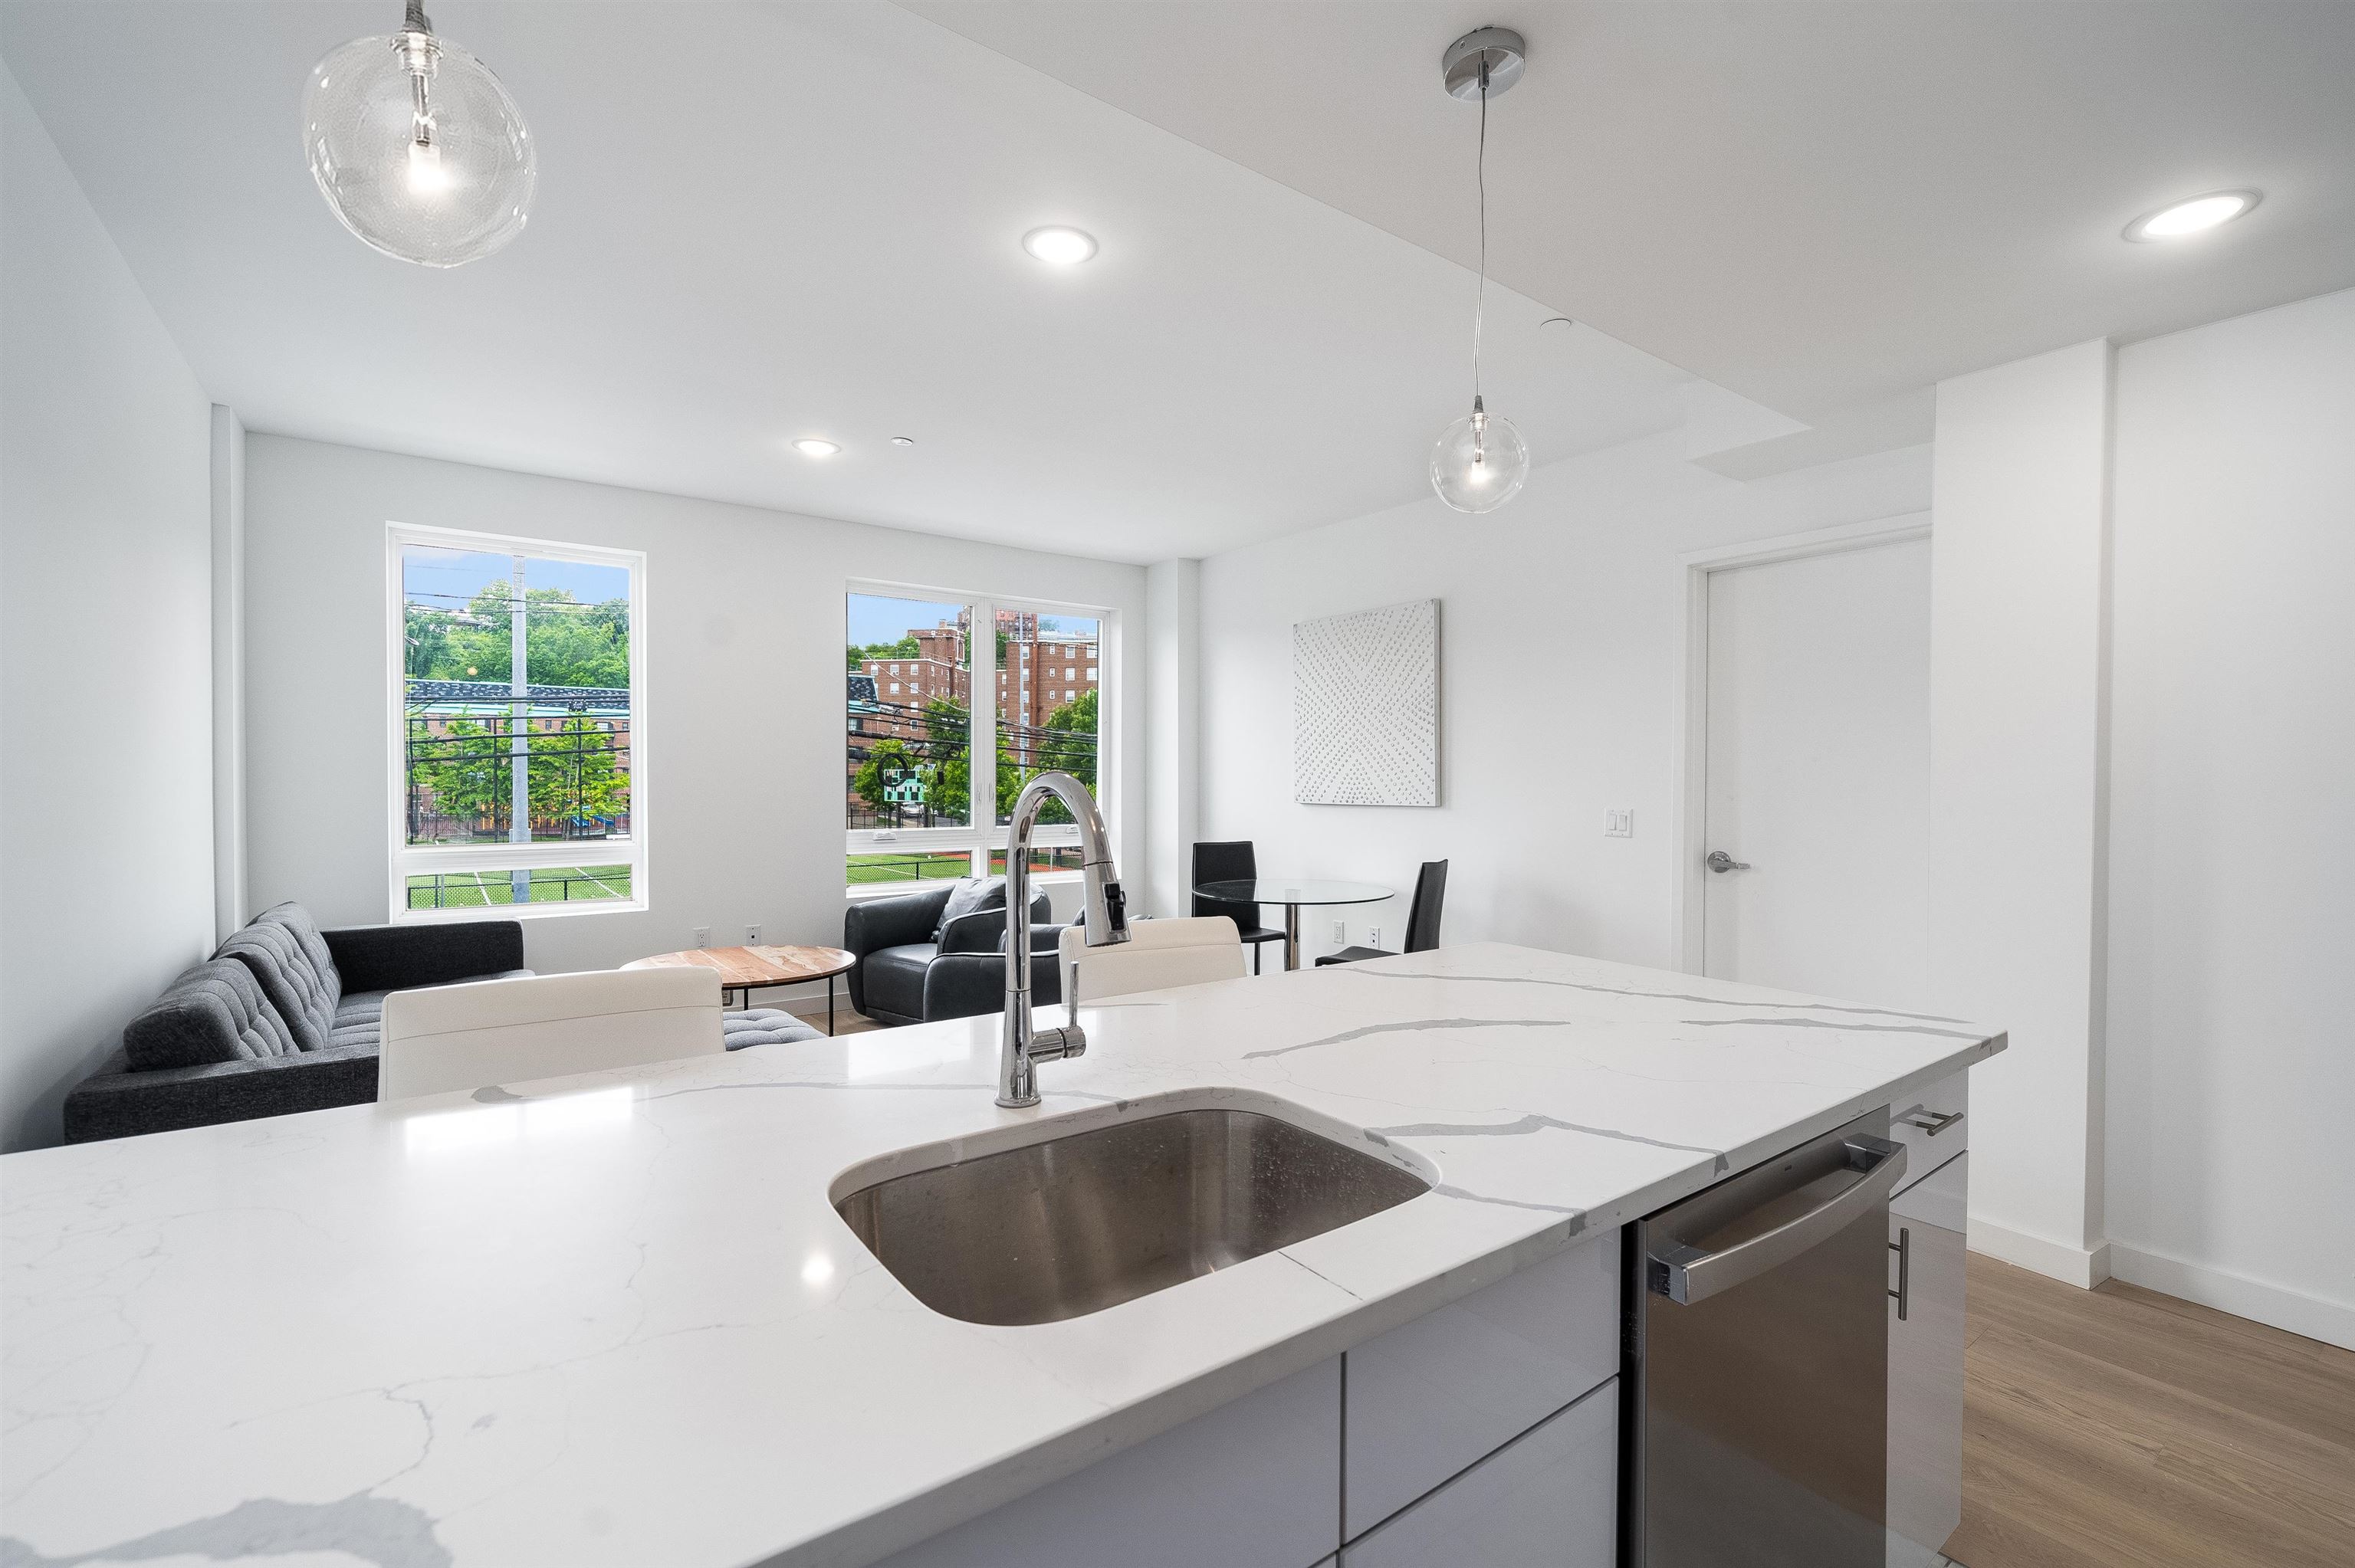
[997,771,1128,1107]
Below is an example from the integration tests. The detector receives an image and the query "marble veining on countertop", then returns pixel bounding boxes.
[1,943,2002,1568]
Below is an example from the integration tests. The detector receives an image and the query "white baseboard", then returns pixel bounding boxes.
[2107,1243,2355,1352]
[1966,1218,2112,1289]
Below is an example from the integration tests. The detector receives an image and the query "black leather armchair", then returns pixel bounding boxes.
[843,878,1064,1027]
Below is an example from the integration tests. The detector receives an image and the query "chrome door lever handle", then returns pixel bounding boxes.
[1705,850,1751,873]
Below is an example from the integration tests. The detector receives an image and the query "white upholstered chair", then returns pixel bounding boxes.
[378,968,724,1102]
[1058,916,1248,1006]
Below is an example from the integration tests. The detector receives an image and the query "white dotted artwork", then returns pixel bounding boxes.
[1294,599,1439,807]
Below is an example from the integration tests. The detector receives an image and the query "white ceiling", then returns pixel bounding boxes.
[0,1,1690,564]
[912,0,2355,425]
[5,4,2349,563]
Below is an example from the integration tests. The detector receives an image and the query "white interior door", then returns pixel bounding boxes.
[1703,537,1931,1008]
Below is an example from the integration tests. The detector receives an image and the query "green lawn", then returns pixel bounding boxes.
[846,851,974,885]
[404,866,633,908]
[845,849,1083,886]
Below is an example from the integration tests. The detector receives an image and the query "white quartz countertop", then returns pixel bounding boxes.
[2,943,2002,1568]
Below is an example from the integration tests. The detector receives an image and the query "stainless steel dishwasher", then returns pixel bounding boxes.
[1622,1108,1907,1567]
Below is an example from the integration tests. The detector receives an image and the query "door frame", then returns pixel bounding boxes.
[1668,512,1932,974]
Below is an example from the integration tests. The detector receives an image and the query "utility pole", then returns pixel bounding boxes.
[510,555,530,906]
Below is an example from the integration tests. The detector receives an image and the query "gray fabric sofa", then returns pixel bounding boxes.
[62,903,820,1143]
[842,877,1065,1027]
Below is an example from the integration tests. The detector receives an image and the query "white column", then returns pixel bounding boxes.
[209,405,247,942]
[510,553,530,905]
[970,600,995,875]
[1928,338,2112,1287]
[1144,559,1202,920]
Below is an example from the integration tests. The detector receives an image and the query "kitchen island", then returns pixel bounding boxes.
[0,943,1999,1567]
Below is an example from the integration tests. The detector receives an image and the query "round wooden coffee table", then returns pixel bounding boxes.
[623,944,857,1033]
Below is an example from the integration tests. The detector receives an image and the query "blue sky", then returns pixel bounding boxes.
[403,547,629,612]
[848,592,1098,648]
[848,593,964,647]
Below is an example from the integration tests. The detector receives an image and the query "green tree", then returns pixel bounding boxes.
[406,714,510,839]
[1011,687,1099,823]
[1040,688,1099,789]
[405,583,630,689]
[846,634,921,673]
[855,739,943,825]
[530,717,627,825]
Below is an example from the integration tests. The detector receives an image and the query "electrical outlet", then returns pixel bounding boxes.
[1605,809,1635,838]
[692,926,711,949]
[1332,920,1347,943]
[1368,927,1382,948]
[746,923,762,945]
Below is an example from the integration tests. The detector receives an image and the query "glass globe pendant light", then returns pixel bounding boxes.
[303,2,536,267]
[1430,28,1531,514]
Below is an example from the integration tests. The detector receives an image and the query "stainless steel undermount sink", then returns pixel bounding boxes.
[832,1098,1432,1326]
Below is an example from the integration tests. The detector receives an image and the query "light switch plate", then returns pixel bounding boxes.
[1605,809,1635,838]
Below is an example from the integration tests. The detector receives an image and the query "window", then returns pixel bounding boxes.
[997,611,1102,835]
[847,591,1109,886]
[391,527,645,918]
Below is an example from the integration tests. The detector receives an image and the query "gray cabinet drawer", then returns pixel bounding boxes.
[1343,1230,1618,1537]
[1342,1378,1617,1567]
[878,1356,1340,1568]
[1890,1068,1968,1192]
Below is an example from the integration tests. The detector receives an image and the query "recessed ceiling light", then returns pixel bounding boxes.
[792,438,839,458]
[2124,189,2261,242]
[1022,226,1097,265]
[890,436,915,447]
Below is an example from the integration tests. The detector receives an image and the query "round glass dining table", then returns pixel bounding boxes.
[1193,878,1392,971]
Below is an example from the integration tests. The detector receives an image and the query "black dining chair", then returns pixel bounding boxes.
[1191,841,1287,976]
[1316,860,1447,966]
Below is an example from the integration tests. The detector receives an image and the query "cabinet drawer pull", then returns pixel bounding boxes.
[1889,1227,1911,1321]
[1902,1109,1963,1137]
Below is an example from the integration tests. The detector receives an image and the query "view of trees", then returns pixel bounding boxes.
[845,633,921,673]
[850,698,983,825]
[403,576,632,844]
[405,581,629,687]
[851,690,1099,828]
[406,714,629,840]
[1038,688,1099,790]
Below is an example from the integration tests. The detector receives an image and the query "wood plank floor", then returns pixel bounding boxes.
[1945,1252,2355,1568]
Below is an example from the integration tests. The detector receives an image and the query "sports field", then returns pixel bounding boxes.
[845,851,974,885]
[403,866,633,909]
[845,851,1086,885]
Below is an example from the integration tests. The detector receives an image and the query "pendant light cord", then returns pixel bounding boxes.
[1473,62,1489,404]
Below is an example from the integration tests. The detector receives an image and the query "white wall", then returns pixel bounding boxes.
[1926,340,2114,1288]
[210,405,248,943]
[0,63,215,1151]
[240,436,1148,980]
[2104,288,2355,1347]
[1141,559,1201,920]
[1197,429,1933,969]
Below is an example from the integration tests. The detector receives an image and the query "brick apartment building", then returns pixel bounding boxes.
[856,609,1098,733]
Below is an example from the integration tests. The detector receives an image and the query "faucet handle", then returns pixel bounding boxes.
[1028,1024,1087,1064]
[1089,880,1130,943]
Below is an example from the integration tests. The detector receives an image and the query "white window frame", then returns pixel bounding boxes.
[386,523,650,922]
[846,583,1115,895]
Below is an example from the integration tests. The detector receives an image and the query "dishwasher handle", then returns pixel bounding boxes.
[1649,1134,1906,1306]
